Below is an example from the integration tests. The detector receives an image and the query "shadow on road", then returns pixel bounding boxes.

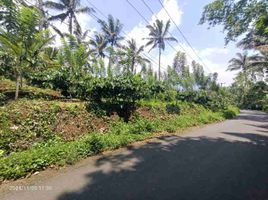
[235,110,268,123]
[57,131,268,200]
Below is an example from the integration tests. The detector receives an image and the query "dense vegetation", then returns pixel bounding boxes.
[0,81,239,180]
[201,0,268,109]
[0,0,266,181]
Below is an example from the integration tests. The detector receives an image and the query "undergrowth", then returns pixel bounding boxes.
[0,106,237,181]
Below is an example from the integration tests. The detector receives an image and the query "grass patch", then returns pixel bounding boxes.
[0,77,61,102]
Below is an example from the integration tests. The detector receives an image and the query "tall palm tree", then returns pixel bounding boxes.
[98,14,124,71]
[43,0,94,37]
[249,51,268,80]
[228,52,250,80]
[98,14,124,47]
[228,52,253,104]
[145,19,177,80]
[121,39,150,73]
[89,33,107,58]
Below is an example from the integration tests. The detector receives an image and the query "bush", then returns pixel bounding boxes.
[222,106,240,119]
[129,118,155,134]
[177,90,230,111]
[166,103,181,114]
[146,81,165,99]
[27,68,93,99]
[88,134,104,154]
[89,75,148,121]
[244,81,268,110]
[0,93,7,105]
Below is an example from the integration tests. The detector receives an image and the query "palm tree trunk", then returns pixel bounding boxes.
[69,13,73,35]
[158,48,161,81]
[131,58,135,74]
[108,46,113,77]
[15,73,20,100]
[242,71,248,106]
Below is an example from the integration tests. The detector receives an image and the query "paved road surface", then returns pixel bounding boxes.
[1,110,268,200]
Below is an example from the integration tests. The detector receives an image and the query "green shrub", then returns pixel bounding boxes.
[0,93,7,105]
[166,103,181,114]
[243,81,268,110]
[88,134,105,154]
[177,90,230,111]
[89,75,148,121]
[129,118,155,134]
[222,106,240,119]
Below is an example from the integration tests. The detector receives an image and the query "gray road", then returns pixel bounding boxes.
[1,110,268,200]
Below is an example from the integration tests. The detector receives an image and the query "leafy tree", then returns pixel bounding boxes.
[192,61,206,89]
[172,51,189,78]
[200,0,268,44]
[166,65,179,88]
[89,75,148,121]
[42,35,91,97]
[0,5,54,99]
[208,72,220,92]
[0,0,18,32]
[44,0,94,37]
[244,81,268,110]
[256,14,268,35]
[237,29,268,51]
[145,19,177,80]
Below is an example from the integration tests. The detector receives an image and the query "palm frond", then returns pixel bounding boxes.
[0,34,21,55]
[48,12,68,22]
[73,14,82,37]
[50,24,64,37]
[163,20,171,37]
[76,7,95,14]
[43,1,65,10]
[164,37,178,42]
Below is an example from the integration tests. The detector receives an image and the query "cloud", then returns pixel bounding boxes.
[125,0,238,85]
[126,0,183,47]
[153,0,183,29]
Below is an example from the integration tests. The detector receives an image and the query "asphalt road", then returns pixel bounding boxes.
[1,110,268,200]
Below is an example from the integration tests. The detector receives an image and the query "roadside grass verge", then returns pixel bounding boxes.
[0,107,237,181]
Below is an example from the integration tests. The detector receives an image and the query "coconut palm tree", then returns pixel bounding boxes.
[121,39,150,73]
[228,52,250,80]
[98,14,124,71]
[228,52,256,104]
[89,33,107,58]
[145,19,177,80]
[98,14,124,47]
[43,0,94,37]
[249,51,268,80]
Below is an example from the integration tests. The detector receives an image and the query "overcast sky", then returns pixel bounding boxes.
[50,0,243,85]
